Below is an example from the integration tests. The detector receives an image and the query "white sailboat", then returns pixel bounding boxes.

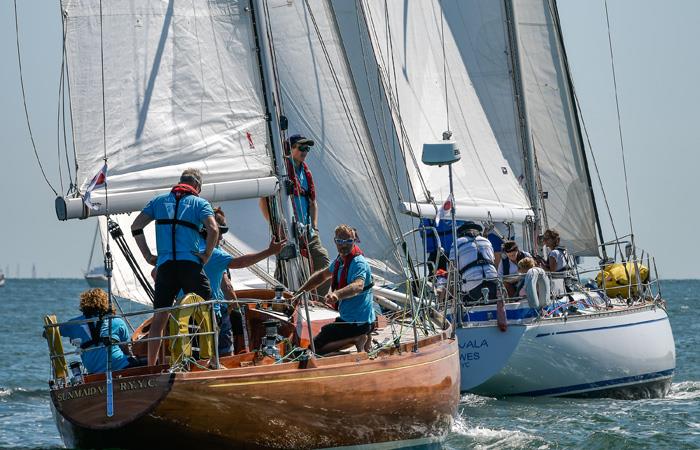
[83,223,107,288]
[331,0,675,398]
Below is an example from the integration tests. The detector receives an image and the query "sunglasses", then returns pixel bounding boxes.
[218,225,229,234]
[334,238,355,245]
[298,145,311,152]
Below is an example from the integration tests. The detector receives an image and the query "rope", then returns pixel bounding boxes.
[604,0,634,237]
[13,0,58,196]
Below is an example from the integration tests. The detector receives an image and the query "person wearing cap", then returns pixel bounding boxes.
[449,221,498,303]
[498,240,531,297]
[201,207,286,356]
[131,168,218,366]
[259,134,331,295]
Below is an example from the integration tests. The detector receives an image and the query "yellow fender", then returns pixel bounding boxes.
[595,262,650,298]
[44,315,68,380]
[168,293,214,362]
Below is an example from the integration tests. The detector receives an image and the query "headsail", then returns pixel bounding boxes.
[443,0,599,255]
[59,1,276,219]
[332,0,532,224]
[220,0,407,277]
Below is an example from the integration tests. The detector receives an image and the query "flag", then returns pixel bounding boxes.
[435,194,453,227]
[83,164,107,211]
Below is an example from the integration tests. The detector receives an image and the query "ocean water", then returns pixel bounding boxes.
[0,279,697,449]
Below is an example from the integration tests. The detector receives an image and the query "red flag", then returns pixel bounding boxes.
[83,164,107,211]
[435,194,453,227]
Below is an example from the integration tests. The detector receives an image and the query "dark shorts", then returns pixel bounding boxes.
[313,318,371,354]
[154,260,211,309]
[462,280,499,304]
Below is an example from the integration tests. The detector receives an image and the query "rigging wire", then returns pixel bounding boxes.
[604,0,634,237]
[12,0,58,197]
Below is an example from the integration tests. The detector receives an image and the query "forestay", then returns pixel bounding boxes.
[443,0,599,255]
[61,0,275,218]
[332,0,532,223]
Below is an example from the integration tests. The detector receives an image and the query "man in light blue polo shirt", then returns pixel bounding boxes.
[131,168,218,366]
[297,224,375,355]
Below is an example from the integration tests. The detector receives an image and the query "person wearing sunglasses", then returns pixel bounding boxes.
[259,133,331,295]
[296,224,375,355]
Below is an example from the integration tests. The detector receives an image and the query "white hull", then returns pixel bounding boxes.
[457,300,675,398]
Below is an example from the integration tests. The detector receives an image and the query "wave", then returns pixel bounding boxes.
[451,417,546,449]
[0,387,48,401]
[666,381,700,400]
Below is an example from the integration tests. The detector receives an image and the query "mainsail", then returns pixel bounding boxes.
[443,0,600,255]
[332,0,532,224]
[59,1,277,219]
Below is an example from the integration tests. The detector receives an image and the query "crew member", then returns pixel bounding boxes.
[542,229,570,272]
[420,218,463,273]
[58,289,142,374]
[296,224,375,355]
[259,134,331,294]
[131,168,218,366]
[449,221,498,303]
[498,240,531,297]
[202,208,286,356]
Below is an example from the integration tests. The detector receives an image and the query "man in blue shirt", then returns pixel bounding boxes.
[58,289,139,374]
[259,134,331,294]
[297,224,375,355]
[131,168,218,366]
[203,208,286,355]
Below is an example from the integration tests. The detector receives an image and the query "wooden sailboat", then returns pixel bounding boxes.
[48,291,458,449]
[43,1,460,448]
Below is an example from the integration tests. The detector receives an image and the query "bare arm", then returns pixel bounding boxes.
[193,216,218,265]
[221,272,236,300]
[328,277,365,303]
[229,237,287,269]
[547,255,556,272]
[309,199,318,230]
[131,212,156,265]
[297,269,333,294]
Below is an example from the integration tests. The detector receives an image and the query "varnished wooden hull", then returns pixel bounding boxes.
[52,336,459,449]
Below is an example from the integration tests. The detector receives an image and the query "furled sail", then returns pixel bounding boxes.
[443,0,599,255]
[219,0,407,276]
[332,0,532,224]
[59,1,276,219]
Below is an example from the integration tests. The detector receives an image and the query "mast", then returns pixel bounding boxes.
[550,0,607,259]
[249,0,300,289]
[503,0,544,247]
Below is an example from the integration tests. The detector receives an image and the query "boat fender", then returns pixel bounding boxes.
[496,300,507,332]
[44,315,68,380]
[524,267,551,309]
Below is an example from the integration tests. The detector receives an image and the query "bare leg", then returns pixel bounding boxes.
[147,311,168,366]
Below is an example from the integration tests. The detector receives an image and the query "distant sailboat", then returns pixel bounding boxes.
[0,270,5,287]
[83,223,107,288]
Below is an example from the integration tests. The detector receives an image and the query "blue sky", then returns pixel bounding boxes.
[0,0,697,278]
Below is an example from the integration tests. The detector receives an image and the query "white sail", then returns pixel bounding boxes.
[332,0,532,224]
[220,0,407,276]
[61,1,276,217]
[442,0,599,255]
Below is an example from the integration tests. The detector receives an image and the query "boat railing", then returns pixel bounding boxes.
[43,296,300,387]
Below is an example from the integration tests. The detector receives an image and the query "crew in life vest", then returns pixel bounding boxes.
[131,168,218,366]
[498,240,531,297]
[58,288,143,374]
[449,221,498,303]
[542,229,571,272]
[259,134,331,295]
[296,224,375,355]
